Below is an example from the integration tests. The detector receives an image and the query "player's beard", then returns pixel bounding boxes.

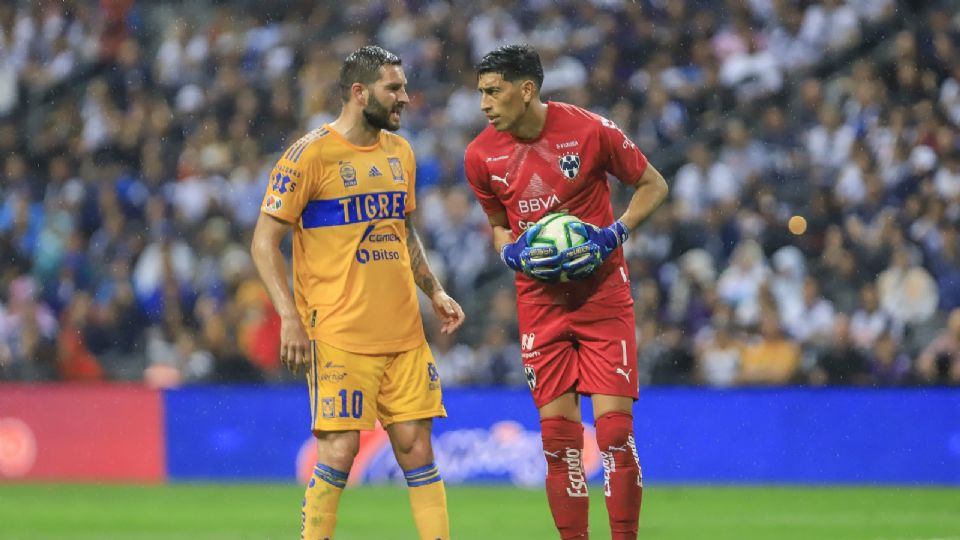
[363,93,401,132]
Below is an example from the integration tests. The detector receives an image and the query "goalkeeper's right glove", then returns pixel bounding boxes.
[500,224,562,282]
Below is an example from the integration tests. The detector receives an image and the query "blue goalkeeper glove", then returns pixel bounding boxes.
[500,224,563,282]
[560,220,629,280]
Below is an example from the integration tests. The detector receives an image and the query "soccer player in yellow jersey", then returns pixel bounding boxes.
[250,46,465,540]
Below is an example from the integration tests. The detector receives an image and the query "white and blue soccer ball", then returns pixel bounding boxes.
[528,213,591,282]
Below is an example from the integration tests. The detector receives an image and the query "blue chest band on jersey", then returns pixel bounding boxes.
[301,191,407,228]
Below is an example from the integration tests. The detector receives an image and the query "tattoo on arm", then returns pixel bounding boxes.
[405,216,441,298]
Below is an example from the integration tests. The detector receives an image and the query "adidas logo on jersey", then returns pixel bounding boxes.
[369,165,383,177]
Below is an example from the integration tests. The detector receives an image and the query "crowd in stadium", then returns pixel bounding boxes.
[1,0,959,387]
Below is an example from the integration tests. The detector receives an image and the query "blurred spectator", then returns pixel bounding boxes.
[57,291,105,381]
[0,277,58,381]
[666,248,717,334]
[432,322,477,386]
[784,277,836,349]
[915,308,960,385]
[820,247,863,314]
[799,0,860,53]
[868,332,913,386]
[647,323,695,386]
[473,324,523,387]
[806,105,855,182]
[739,314,801,385]
[765,2,818,72]
[878,246,939,328]
[719,30,782,103]
[810,315,871,385]
[673,143,738,221]
[425,187,490,299]
[768,245,806,324]
[718,119,766,187]
[717,240,769,326]
[694,309,743,387]
[849,283,895,350]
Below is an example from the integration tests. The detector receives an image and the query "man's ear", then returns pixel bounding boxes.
[351,83,368,105]
[521,80,537,104]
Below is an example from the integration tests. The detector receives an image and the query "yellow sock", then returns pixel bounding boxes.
[301,463,348,540]
[404,463,450,540]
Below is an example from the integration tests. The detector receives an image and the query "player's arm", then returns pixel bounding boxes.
[618,162,669,230]
[562,165,668,279]
[562,119,670,278]
[488,210,514,253]
[405,214,465,334]
[250,212,311,374]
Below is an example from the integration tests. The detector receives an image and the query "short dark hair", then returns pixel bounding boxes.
[339,46,402,102]
[476,44,544,90]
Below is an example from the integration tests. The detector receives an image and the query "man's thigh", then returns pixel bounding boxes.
[378,341,447,427]
[307,340,386,432]
[517,302,580,409]
[571,301,639,401]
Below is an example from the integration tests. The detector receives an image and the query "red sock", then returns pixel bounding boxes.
[540,417,590,539]
[595,412,643,540]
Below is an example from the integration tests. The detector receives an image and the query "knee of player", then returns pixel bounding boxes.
[315,430,361,467]
[595,411,636,448]
[390,430,435,465]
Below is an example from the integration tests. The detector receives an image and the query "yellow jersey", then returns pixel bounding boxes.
[260,124,424,354]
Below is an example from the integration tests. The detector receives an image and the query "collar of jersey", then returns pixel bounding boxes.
[324,123,383,152]
[510,101,555,144]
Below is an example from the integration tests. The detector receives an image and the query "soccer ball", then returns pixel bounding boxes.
[528,213,591,282]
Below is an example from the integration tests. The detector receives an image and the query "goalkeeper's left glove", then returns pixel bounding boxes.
[560,220,629,279]
[500,224,563,282]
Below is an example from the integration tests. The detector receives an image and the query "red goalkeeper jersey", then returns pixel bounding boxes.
[464,101,649,306]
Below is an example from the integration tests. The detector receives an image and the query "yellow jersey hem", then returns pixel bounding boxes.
[310,333,427,356]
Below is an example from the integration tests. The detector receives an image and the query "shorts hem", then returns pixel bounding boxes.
[380,408,447,428]
[311,422,377,433]
[575,387,639,401]
[531,379,579,409]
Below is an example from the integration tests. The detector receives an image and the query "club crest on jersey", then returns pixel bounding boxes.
[321,397,336,419]
[558,153,581,180]
[524,365,537,390]
[340,161,357,188]
[427,362,440,390]
[387,157,405,183]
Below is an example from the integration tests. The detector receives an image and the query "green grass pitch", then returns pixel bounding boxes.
[0,484,958,539]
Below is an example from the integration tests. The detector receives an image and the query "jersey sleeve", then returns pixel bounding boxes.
[598,115,649,186]
[464,145,506,216]
[402,140,417,214]
[260,144,319,224]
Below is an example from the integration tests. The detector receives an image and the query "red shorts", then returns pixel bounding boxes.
[517,299,638,408]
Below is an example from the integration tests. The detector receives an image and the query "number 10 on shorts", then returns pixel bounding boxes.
[325,389,363,419]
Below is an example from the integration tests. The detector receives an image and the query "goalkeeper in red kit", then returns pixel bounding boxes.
[463,45,669,539]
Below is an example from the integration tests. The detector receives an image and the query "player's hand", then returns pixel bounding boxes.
[559,242,602,280]
[500,224,562,282]
[431,290,465,334]
[280,316,312,376]
[569,220,629,262]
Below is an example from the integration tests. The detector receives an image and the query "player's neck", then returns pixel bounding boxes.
[329,113,380,147]
[510,100,548,140]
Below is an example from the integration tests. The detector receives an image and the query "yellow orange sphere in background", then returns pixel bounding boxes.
[788,215,807,235]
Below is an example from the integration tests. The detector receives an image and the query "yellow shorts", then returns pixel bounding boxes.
[306,339,446,431]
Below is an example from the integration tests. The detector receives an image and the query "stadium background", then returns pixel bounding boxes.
[1,0,959,538]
